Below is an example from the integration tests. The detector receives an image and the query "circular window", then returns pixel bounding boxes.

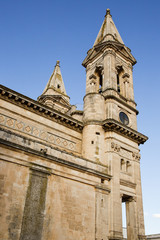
[119,112,129,125]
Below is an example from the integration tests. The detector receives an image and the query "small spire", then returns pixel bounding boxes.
[41,60,68,97]
[105,8,111,17]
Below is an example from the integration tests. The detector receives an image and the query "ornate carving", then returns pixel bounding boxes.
[132,152,141,161]
[111,142,120,152]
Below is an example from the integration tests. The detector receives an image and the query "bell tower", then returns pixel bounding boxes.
[82,9,148,240]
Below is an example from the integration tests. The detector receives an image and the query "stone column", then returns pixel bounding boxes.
[108,149,123,240]
[126,197,137,240]
[128,64,134,101]
[103,50,116,91]
[95,185,110,240]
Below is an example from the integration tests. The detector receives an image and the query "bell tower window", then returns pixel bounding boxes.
[116,66,123,93]
[95,66,103,93]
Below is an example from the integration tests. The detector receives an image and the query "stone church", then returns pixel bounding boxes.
[0,9,148,240]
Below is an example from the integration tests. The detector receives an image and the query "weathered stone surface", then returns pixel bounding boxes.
[20,169,48,240]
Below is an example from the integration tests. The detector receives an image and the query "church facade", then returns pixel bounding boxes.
[0,9,148,240]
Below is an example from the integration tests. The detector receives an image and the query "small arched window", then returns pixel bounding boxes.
[95,66,103,93]
[116,65,123,93]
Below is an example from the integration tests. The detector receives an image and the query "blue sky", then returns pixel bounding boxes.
[0,0,160,235]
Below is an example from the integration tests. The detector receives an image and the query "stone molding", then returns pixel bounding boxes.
[83,92,105,101]
[95,184,111,194]
[120,179,136,189]
[83,120,103,126]
[0,85,83,132]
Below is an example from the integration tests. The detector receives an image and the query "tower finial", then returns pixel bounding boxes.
[56,60,60,66]
[105,8,111,17]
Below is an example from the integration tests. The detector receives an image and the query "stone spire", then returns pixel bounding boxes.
[38,61,70,113]
[93,9,124,46]
[42,60,68,98]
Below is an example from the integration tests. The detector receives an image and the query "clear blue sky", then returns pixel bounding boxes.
[0,0,160,235]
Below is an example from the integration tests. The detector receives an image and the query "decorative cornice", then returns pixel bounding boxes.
[103,119,148,145]
[0,85,83,132]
